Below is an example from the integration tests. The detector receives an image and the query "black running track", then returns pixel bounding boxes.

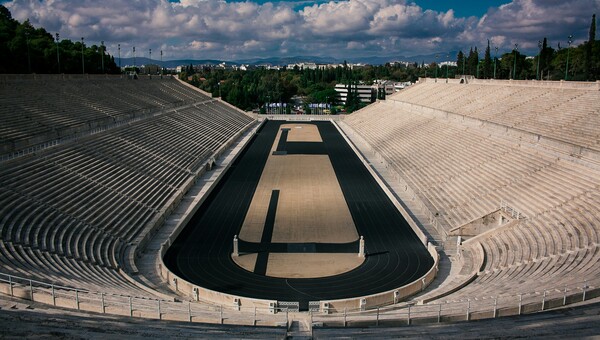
[164,120,434,309]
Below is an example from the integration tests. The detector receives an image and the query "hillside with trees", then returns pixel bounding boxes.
[0,5,119,74]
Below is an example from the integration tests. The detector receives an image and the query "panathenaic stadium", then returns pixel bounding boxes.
[1,74,600,338]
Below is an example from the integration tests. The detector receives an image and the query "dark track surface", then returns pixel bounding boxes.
[164,121,434,309]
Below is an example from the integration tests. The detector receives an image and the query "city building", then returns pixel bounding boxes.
[334,83,375,104]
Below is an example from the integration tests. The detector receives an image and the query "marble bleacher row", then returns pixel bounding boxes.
[0,76,255,296]
[0,75,212,155]
[389,81,600,151]
[343,95,600,299]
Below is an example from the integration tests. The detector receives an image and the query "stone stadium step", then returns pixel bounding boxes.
[344,82,600,305]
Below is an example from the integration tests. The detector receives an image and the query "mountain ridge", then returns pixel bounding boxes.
[119,52,462,68]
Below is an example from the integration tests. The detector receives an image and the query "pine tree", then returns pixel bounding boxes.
[483,40,492,79]
[539,37,555,79]
[467,47,479,76]
[456,51,465,76]
[585,14,596,80]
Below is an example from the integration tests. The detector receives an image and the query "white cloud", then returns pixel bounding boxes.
[477,0,600,47]
[3,0,599,60]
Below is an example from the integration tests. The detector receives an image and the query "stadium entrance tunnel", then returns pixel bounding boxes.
[162,120,436,311]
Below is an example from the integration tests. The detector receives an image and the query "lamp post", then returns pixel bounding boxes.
[494,46,498,79]
[149,48,152,74]
[565,35,573,80]
[512,43,518,80]
[536,40,542,80]
[81,37,85,74]
[435,54,439,78]
[118,44,121,70]
[133,46,136,72]
[101,41,105,73]
[160,50,163,76]
[446,53,449,78]
[55,33,60,74]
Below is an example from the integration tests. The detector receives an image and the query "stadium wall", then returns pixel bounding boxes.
[319,242,438,313]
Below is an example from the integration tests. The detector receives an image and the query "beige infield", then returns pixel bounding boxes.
[233,123,364,278]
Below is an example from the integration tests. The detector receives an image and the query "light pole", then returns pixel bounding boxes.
[118,44,121,70]
[536,40,542,80]
[446,53,449,78]
[149,48,152,74]
[101,41,105,73]
[160,50,163,77]
[494,46,498,79]
[81,37,85,74]
[133,46,136,72]
[435,54,439,78]
[565,35,573,80]
[512,43,518,80]
[55,33,60,74]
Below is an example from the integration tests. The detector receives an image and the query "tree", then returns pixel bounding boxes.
[585,14,596,80]
[483,40,492,79]
[344,80,362,113]
[0,5,119,74]
[467,47,479,76]
[538,37,556,80]
[456,51,465,76]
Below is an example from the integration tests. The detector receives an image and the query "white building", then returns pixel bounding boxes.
[335,83,374,104]
[288,62,319,70]
[439,61,457,67]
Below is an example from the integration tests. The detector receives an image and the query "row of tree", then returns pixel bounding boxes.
[450,15,598,81]
[0,5,119,74]
[183,63,381,113]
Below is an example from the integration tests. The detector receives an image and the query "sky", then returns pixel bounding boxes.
[3,0,599,62]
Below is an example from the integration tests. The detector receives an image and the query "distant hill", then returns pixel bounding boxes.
[235,55,339,65]
[119,57,230,69]
[119,53,461,69]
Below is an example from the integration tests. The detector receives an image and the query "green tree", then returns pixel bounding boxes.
[467,47,479,76]
[456,51,465,76]
[585,14,596,80]
[344,81,362,113]
[483,40,492,79]
[0,5,119,74]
